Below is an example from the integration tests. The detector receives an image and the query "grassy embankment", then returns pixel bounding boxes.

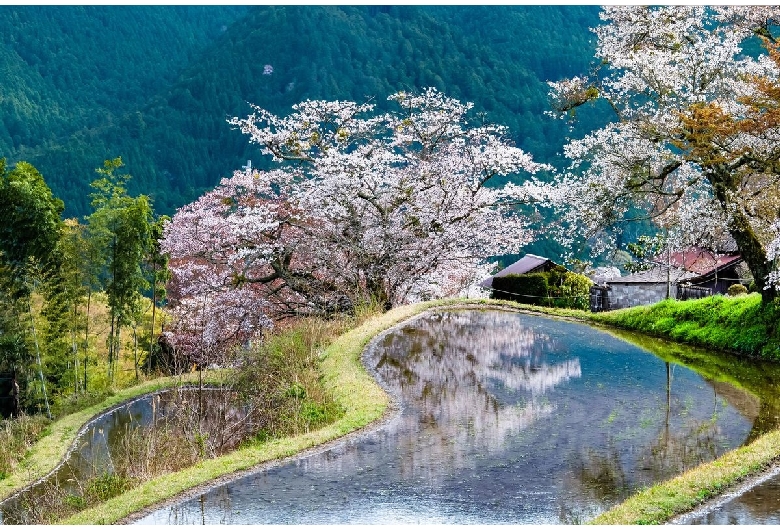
[588,292,780,360]
[589,427,780,524]
[9,312,351,523]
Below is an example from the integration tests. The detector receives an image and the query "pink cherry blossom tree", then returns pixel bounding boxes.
[546,6,780,301]
[162,89,548,358]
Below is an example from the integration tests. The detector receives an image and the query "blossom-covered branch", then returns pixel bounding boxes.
[546,6,780,300]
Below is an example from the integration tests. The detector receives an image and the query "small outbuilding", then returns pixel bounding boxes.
[603,266,698,310]
[480,254,562,289]
[665,248,746,295]
[592,248,750,311]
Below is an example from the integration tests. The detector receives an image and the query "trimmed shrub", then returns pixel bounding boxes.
[491,270,592,310]
[491,273,548,304]
[551,271,592,310]
[727,283,748,297]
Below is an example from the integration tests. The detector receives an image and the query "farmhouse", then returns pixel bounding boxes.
[665,248,746,295]
[591,248,749,311]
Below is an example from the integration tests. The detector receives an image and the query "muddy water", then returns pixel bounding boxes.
[0,387,243,524]
[134,310,779,525]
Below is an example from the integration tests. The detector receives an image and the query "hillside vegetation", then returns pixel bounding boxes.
[0,5,246,215]
[0,6,604,221]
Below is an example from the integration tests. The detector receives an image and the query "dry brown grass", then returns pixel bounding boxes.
[0,414,51,480]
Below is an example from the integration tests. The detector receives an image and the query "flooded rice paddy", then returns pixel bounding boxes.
[680,467,780,524]
[0,387,247,524]
[131,309,780,525]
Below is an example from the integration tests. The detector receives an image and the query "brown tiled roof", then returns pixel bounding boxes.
[658,248,742,276]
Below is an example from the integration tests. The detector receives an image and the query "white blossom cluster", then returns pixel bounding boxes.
[223,87,547,307]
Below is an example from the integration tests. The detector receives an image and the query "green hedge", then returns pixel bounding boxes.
[491,273,548,303]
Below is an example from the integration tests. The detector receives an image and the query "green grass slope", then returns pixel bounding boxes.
[589,294,780,360]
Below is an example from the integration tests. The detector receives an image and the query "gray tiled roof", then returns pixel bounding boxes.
[480,254,555,288]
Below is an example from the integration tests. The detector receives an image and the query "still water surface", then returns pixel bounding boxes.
[0,387,241,524]
[686,470,780,524]
[134,310,772,524]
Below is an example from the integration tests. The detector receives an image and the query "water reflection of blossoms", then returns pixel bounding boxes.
[373,310,581,471]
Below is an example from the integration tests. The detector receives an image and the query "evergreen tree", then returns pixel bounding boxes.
[0,159,64,414]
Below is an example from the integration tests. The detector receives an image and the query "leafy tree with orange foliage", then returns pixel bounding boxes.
[547,7,780,301]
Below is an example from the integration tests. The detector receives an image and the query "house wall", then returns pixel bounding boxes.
[608,282,671,310]
[690,264,744,295]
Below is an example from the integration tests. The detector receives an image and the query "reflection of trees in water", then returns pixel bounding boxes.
[564,415,726,518]
[562,366,741,513]
[559,444,629,525]
[747,399,780,443]
[607,327,780,442]
[372,310,581,480]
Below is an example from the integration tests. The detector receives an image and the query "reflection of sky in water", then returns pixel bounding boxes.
[127,310,754,523]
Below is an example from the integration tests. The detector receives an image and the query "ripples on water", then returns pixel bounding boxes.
[67,311,780,524]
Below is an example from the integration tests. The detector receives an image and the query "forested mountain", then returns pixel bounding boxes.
[1,5,604,221]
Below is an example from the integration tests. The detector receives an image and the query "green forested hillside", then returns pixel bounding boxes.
[1,5,605,222]
[0,5,248,214]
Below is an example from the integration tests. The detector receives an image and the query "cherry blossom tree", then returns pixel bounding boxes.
[160,170,287,364]
[162,90,547,356]
[215,88,548,310]
[546,6,780,301]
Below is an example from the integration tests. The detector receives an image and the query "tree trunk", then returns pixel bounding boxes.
[366,275,391,310]
[726,208,776,303]
[108,310,116,383]
[84,289,91,392]
[133,324,139,381]
[709,168,777,303]
[72,300,79,396]
[149,271,157,368]
[28,299,52,420]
